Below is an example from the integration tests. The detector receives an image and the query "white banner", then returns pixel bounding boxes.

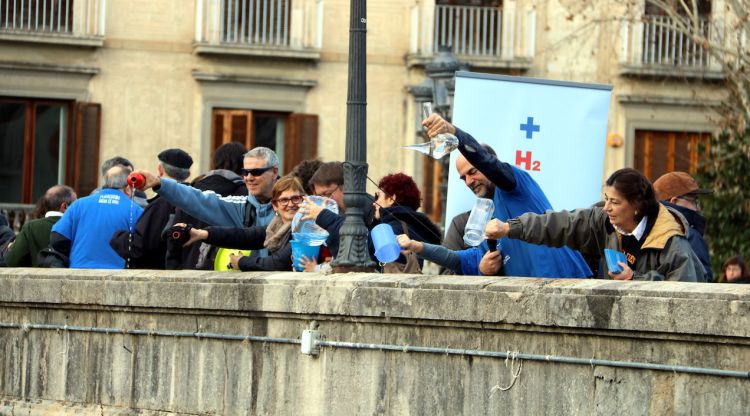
[445,72,612,231]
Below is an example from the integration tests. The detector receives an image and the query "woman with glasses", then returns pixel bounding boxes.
[176,175,306,271]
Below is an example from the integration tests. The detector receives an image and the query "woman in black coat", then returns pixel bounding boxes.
[372,173,442,271]
[179,175,306,271]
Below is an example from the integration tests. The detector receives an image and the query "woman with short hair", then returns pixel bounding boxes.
[179,175,305,271]
[372,173,441,272]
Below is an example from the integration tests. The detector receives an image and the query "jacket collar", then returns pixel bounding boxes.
[641,203,688,250]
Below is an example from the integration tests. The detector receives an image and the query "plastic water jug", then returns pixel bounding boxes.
[463,198,495,247]
[291,196,339,246]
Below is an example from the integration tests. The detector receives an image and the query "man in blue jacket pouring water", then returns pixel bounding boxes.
[423,113,591,278]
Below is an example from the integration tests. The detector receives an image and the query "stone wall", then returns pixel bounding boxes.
[0,269,748,415]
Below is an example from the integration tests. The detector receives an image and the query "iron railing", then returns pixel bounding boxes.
[0,203,34,233]
[641,14,711,68]
[433,4,502,57]
[197,0,291,47]
[0,0,105,37]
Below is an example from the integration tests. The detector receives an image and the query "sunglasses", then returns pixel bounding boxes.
[274,195,304,206]
[678,195,700,210]
[241,166,275,177]
[315,184,339,199]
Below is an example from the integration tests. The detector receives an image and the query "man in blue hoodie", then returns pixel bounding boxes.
[422,114,592,278]
[138,147,279,234]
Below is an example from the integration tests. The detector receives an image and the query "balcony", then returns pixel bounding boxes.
[408,3,534,70]
[0,0,105,47]
[194,0,321,61]
[619,14,723,79]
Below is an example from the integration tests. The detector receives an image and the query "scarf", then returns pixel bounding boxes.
[263,215,291,252]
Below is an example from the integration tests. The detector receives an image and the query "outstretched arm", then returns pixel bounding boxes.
[421,114,516,191]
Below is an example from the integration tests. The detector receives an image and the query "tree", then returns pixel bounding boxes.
[557,0,750,273]
[644,0,750,133]
[697,129,750,278]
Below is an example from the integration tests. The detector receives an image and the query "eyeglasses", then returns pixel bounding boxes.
[241,166,275,177]
[274,195,304,206]
[315,184,339,199]
[678,195,700,210]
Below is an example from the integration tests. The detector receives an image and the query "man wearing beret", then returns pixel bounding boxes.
[134,147,280,260]
[653,171,713,281]
[110,148,193,269]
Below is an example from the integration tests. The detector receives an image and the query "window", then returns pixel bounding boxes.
[634,129,710,181]
[0,98,99,204]
[0,0,76,34]
[434,0,503,56]
[641,1,712,67]
[220,0,291,46]
[211,108,318,174]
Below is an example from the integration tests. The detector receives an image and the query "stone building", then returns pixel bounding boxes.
[0,0,731,221]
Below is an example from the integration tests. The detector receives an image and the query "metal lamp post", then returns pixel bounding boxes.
[332,0,377,272]
[424,45,466,224]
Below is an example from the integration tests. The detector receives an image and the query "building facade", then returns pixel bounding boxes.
[0,0,732,221]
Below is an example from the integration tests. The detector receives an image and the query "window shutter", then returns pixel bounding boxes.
[283,113,318,174]
[68,102,101,196]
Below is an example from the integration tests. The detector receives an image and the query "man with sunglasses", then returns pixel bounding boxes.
[137,147,280,244]
[653,171,713,281]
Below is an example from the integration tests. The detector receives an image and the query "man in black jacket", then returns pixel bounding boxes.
[653,171,713,282]
[110,148,193,269]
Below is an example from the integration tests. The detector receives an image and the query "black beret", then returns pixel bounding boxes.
[158,148,193,169]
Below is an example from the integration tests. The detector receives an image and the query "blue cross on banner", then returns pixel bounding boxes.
[446,72,612,222]
[519,116,540,139]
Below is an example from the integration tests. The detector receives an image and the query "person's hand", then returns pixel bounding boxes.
[299,197,326,222]
[396,234,423,253]
[485,219,509,240]
[479,250,503,276]
[183,226,208,246]
[299,255,319,272]
[609,262,634,280]
[421,113,457,138]
[134,170,160,190]
[228,253,243,271]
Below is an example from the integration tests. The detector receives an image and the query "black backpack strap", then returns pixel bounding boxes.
[243,202,257,227]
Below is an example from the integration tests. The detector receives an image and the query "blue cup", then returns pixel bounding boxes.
[371,224,400,263]
[290,240,320,272]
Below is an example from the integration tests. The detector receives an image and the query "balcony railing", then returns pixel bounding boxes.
[434,4,502,57]
[0,0,105,39]
[195,0,321,58]
[642,15,710,67]
[620,15,722,76]
[0,203,34,233]
[409,3,534,69]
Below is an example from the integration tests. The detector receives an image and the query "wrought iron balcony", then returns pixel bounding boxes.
[408,3,534,70]
[620,14,723,78]
[0,0,105,46]
[194,0,321,60]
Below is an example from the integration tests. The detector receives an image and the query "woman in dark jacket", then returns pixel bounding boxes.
[179,175,305,271]
[166,142,248,269]
[372,173,441,271]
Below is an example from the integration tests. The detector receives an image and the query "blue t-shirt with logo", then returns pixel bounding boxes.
[52,188,144,269]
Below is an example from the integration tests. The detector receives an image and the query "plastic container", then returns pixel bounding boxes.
[213,248,251,272]
[290,240,320,272]
[291,196,338,246]
[463,198,495,247]
[371,223,400,263]
[127,172,146,190]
